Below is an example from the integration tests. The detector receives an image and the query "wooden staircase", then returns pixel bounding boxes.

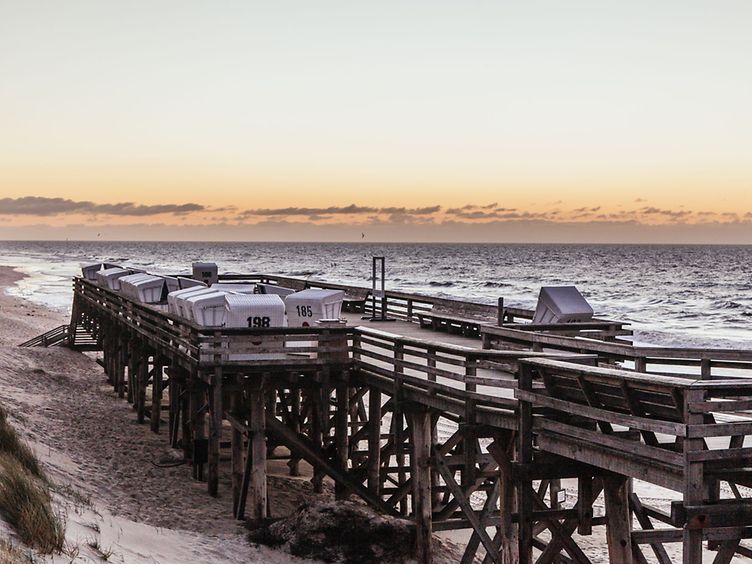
[19,323,99,351]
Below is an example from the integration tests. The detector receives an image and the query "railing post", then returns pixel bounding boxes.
[683,387,706,563]
[395,342,404,375]
[517,362,534,564]
[700,358,711,380]
[635,356,647,373]
[465,355,477,393]
[497,297,505,326]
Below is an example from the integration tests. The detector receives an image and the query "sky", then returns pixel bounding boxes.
[1,1,751,243]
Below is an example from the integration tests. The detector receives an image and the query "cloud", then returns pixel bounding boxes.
[239,204,442,219]
[0,196,206,216]
[639,206,692,219]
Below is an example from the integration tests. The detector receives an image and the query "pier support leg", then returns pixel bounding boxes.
[604,475,633,564]
[489,433,518,564]
[248,380,267,520]
[410,408,433,564]
[127,338,136,404]
[137,351,148,424]
[191,382,206,481]
[231,392,245,516]
[208,367,223,497]
[289,388,301,476]
[117,337,126,398]
[517,364,534,564]
[311,381,327,493]
[151,360,163,433]
[335,377,350,500]
[367,389,382,495]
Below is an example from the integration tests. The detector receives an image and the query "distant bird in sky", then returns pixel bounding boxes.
[361,232,365,239]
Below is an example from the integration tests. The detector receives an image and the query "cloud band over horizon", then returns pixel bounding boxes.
[1,196,751,245]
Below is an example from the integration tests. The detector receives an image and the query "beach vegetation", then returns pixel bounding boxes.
[0,454,65,554]
[0,407,44,482]
[0,538,36,563]
[0,406,65,555]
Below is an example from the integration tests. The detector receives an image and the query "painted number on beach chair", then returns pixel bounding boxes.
[296,305,313,317]
[247,316,271,328]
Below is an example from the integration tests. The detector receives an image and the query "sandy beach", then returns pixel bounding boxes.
[0,265,327,563]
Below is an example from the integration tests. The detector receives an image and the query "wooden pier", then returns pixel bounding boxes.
[62,273,752,563]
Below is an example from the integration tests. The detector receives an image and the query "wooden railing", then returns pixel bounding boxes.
[218,273,533,323]
[484,325,752,379]
[517,358,752,492]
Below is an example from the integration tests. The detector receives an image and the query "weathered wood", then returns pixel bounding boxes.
[231,393,245,516]
[367,389,382,495]
[488,436,518,564]
[151,361,163,433]
[207,367,223,497]
[335,378,350,500]
[604,475,633,564]
[410,409,433,564]
[683,388,707,564]
[248,380,267,520]
[517,362,534,564]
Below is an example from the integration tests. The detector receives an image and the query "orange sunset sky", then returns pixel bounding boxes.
[1,1,751,243]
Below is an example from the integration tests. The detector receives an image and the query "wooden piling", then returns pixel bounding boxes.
[410,408,433,564]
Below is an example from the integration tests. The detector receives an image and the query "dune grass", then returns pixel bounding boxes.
[0,406,65,555]
[0,408,43,481]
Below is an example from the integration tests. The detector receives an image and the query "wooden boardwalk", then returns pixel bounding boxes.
[60,273,752,563]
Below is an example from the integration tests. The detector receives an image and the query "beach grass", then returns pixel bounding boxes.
[0,406,64,555]
[0,408,44,482]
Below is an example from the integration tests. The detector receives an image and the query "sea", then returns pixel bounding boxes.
[0,241,749,349]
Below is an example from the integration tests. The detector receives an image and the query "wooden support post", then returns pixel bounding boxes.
[127,337,136,404]
[191,382,206,481]
[117,337,126,398]
[465,356,477,393]
[497,297,505,325]
[410,408,433,564]
[180,373,192,455]
[604,475,633,564]
[393,393,408,516]
[635,356,647,373]
[700,358,711,380]
[489,435,517,564]
[517,363,534,564]
[150,359,163,433]
[248,380,267,520]
[231,392,245,516]
[137,351,148,424]
[208,367,223,497]
[430,413,441,507]
[463,399,477,489]
[335,377,350,500]
[289,388,301,476]
[577,476,594,535]
[167,368,176,443]
[550,478,563,510]
[311,383,324,493]
[367,388,382,495]
[683,388,706,564]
